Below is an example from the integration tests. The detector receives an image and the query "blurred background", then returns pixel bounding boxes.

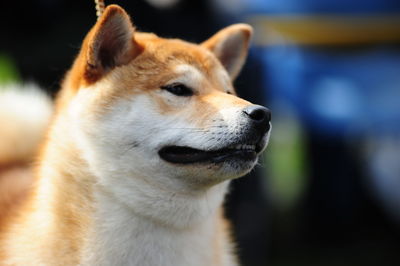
[1,0,400,265]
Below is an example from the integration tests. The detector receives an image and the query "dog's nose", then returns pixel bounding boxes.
[243,105,271,133]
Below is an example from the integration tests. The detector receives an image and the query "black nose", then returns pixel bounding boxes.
[243,105,271,133]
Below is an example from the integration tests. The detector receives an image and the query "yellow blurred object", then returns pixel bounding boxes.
[249,14,400,45]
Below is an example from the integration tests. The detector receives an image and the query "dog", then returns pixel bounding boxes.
[0,5,271,265]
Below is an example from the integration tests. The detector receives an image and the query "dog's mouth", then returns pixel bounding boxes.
[158,143,264,164]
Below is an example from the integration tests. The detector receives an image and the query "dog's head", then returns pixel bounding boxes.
[61,5,271,190]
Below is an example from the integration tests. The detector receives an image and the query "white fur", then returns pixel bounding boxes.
[63,86,239,265]
[67,88,234,223]
[172,64,204,89]
[0,83,52,164]
[81,182,232,266]
[215,66,233,94]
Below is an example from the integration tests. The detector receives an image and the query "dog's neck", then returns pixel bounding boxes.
[81,183,235,266]
[31,118,237,266]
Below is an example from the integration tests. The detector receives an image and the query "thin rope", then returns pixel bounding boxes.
[94,0,105,20]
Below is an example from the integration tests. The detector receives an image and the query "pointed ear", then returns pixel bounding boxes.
[202,24,253,80]
[81,5,141,83]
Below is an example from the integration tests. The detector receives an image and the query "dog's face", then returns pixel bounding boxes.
[63,5,271,191]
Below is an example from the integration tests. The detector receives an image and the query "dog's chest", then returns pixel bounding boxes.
[83,226,215,266]
[80,193,234,266]
[82,219,217,266]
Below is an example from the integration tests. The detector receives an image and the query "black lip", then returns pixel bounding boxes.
[158,145,260,164]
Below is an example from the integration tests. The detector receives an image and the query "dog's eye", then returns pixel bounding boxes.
[161,83,193,97]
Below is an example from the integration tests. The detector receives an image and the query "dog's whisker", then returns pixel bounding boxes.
[152,127,212,133]
[120,141,141,156]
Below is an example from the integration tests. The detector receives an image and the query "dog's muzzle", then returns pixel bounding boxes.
[158,105,271,165]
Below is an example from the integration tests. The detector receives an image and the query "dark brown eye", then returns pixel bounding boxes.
[161,83,193,97]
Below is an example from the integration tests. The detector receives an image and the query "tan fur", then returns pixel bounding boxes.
[0,5,267,265]
[0,166,32,228]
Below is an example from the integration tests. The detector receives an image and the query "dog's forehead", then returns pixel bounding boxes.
[127,33,233,92]
[162,40,230,85]
[173,63,232,93]
[137,34,218,70]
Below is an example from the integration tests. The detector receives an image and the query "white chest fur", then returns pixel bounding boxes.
[81,181,237,266]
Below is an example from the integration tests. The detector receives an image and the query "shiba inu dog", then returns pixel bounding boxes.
[0,5,271,266]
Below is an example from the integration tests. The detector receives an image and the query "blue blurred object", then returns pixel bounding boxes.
[229,0,400,137]
[239,0,400,14]
[263,47,400,135]
[212,0,400,137]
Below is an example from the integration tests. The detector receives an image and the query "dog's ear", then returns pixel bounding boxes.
[80,5,141,83]
[202,24,253,80]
